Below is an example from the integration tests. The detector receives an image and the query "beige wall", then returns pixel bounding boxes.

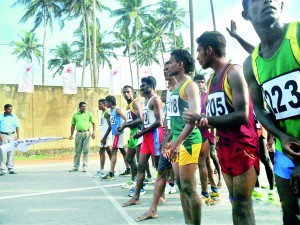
[0,84,128,151]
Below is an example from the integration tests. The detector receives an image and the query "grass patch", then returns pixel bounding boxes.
[15,154,58,161]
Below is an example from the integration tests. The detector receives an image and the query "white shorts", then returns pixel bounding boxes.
[112,133,124,148]
[100,137,112,147]
[137,136,143,146]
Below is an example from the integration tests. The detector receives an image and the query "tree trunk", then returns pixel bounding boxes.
[210,0,217,31]
[85,12,94,87]
[81,2,87,87]
[42,9,46,86]
[134,20,140,90]
[159,37,165,64]
[189,0,195,78]
[172,22,176,49]
[128,45,133,88]
[92,0,97,87]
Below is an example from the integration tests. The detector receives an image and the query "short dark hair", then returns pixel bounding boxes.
[242,0,249,11]
[193,74,205,82]
[105,95,116,106]
[170,49,195,74]
[98,99,107,104]
[79,102,86,108]
[141,76,157,90]
[4,104,12,110]
[123,85,133,91]
[196,31,226,57]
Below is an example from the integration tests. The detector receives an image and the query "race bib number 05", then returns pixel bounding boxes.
[168,95,180,117]
[262,70,300,120]
[206,92,228,117]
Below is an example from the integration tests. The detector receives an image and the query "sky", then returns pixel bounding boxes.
[0,0,299,90]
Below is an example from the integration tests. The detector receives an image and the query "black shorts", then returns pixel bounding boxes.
[158,155,172,172]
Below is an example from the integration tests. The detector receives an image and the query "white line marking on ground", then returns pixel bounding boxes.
[87,172,138,225]
[0,186,100,200]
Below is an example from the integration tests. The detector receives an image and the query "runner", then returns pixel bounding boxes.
[122,76,164,207]
[118,85,143,189]
[97,99,112,177]
[193,74,221,205]
[184,31,259,225]
[102,95,130,180]
[135,61,177,222]
[242,0,300,224]
[166,49,202,225]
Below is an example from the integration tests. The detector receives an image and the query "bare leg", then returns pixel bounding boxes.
[119,148,130,169]
[122,153,150,207]
[106,146,112,161]
[210,143,222,188]
[99,147,106,170]
[126,148,137,179]
[110,148,118,173]
[223,167,257,225]
[259,137,274,190]
[172,162,192,225]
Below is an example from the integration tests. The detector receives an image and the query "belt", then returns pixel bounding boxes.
[77,130,89,132]
[0,131,15,135]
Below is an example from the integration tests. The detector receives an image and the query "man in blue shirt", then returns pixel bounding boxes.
[0,104,20,175]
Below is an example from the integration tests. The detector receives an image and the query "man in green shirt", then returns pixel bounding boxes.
[69,102,96,172]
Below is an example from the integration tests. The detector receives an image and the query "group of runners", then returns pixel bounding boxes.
[92,1,299,224]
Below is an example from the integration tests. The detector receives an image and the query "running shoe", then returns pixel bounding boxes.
[128,187,146,197]
[144,177,155,184]
[122,179,136,189]
[101,173,115,181]
[268,191,280,204]
[252,190,263,200]
[200,195,218,206]
[165,184,177,194]
[153,171,158,179]
[119,169,132,177]
[209,191,221,200]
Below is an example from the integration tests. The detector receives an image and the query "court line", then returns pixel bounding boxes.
[0,186,100,200]
[88,172,138,225]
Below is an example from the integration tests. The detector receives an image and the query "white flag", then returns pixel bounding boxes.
[0,137,63,153]
[141,66,152,78]
[18,64,34,93]
[109,66,121,95]
[63,63,77,94]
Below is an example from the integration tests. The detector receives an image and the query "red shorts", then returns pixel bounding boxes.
[140,127,164,156]
[217,137,259,177]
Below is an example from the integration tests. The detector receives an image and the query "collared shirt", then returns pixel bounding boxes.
[0,113,19,133]
[71,111,95,131]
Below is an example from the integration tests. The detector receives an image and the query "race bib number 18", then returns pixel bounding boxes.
[262,70,300,120]
[168,95,180,117]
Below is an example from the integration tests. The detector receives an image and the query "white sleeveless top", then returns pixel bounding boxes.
[100,110,111,139]
[142,95,157,129]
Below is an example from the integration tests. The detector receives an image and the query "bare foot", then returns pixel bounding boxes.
[158,197,166,206]
[135,209,158,222]
[122,198,141,207]
[217,180,223,189]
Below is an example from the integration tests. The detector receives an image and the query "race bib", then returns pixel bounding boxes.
[143,109,149,125]
[206,92,229,117]
[168,95,180,117]
[110,115,116,125]
[126,109,133,122]
[262,70,300,120]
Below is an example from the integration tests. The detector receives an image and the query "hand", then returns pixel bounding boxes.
[133,130,142,139]
[91,132,96,139]
[279,135,300,162]
[101,138,106,146]
[161,141,171,159]
[290,164,300,196]
[196,115,210,129]
[115,131,121,137]
[183,108,200,125]
[226,20,238,38]
[117,125,124,132]
[69,135,74,140]
[266,139,275,153]
[169,142,181,163]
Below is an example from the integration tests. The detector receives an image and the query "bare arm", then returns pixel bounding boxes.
[116,108,126,121]
[121,100,143,131]
[243,56,300,161]
[69,125,75,140]
[226,20,255,54]
[103,112,111,139]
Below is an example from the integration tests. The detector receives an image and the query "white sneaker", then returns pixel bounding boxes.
[165,184,176,194]
[122,179,136,189]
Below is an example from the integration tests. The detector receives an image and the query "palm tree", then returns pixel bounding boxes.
[111,0,152,89]
[209,0,217,31]
[111,27,135,87]
[11,31,42,64]
[156,0,186,49]
[48,42,79,77]
[189,0,195,78]
[12,0,64,86]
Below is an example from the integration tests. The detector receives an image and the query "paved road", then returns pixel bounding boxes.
[0,155,282,225]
